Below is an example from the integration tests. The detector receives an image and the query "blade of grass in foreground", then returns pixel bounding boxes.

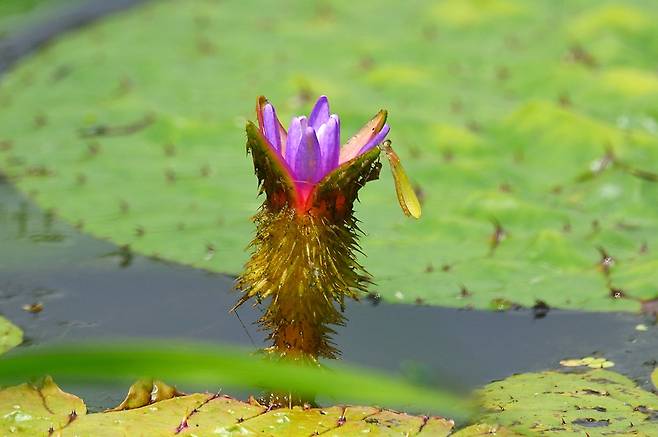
[0,340,473,420]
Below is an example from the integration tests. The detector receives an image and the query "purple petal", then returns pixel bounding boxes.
[285,116,307,169]
[294,127,321,183]
[316,115,340,178]
[358,123,390,155]
[262,103,281,151]
[308,95,330,130]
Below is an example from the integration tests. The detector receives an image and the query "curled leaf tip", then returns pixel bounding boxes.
[380,140,422,219]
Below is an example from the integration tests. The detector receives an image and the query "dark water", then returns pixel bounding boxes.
[0,0,656,413]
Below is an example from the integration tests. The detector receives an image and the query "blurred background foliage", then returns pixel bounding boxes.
[2,0,655,312]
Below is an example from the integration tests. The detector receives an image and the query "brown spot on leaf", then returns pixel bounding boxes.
[119,200,130,214]
[33,113,48,129]
[489,219,507,254]
[597,247,615,275]
[0,140,12,151]
[558,93,572,107]
[421,25,438,41]
[196,37,217,55]
[572,418,609,427]
[79,113,154,138]
[65,410,78,427]
[591,220,600,233]
[496,66,510,81]
[165,168,176,183]
[450,98,463,114]
[566,45,597,68]
[51,65,72,82]
[164,143,176,157]
[466,120,481,133]
[296,87,313,105]
[359,56,374,71]
[627,166,658,182]
[87,142,101,156]
[25,165,52,177]
[115,77,134,96]
[442,149,454,162]
[205,243,215,260]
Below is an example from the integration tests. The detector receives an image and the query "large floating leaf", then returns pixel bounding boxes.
[479,369,658,436]
[1,0,658,311]
[0,316,22,355]
[0,377,455,436]
[451,424,523,436]
[0,376,85,435]
[0,341,472,420]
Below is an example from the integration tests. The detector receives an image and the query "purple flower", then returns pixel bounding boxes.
[256,95,390,199]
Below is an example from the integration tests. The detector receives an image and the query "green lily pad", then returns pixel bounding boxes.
[479,369,658,436]
[0,378,454,436]
[0,376,85,435]
[451,423,523,436]
[1,0,657,311]
[0,316,22,355]
[559,356,614,369]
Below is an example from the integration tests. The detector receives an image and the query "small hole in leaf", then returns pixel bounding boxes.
[610,288,625,299]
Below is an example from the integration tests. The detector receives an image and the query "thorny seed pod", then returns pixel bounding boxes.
[235,95,419,367]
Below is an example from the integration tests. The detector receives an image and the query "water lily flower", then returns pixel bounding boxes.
[236,94,419,375]
[255,95,390,209]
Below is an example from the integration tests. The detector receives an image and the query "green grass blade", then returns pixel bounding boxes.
[0,340,473,420]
